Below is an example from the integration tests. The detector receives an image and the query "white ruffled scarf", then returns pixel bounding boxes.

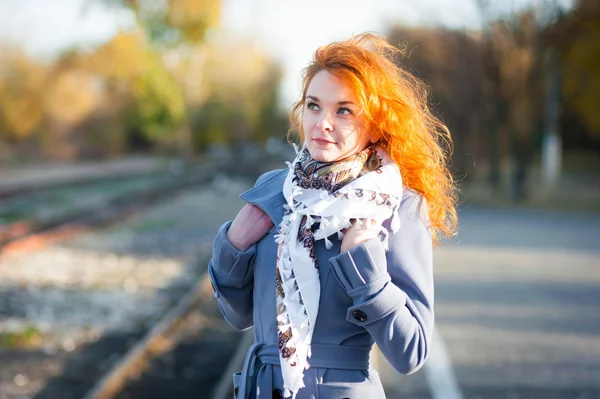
[274,144,403,398]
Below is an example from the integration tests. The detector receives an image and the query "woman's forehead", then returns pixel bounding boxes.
[305,71,359,104]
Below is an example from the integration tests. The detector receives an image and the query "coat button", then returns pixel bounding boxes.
[234,386,239,397]
[273,388,283,399]
[352,310,368,323]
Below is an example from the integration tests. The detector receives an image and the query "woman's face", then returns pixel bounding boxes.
[302,70,373,162]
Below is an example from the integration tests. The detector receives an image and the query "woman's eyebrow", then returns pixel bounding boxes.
[306,95,355,106]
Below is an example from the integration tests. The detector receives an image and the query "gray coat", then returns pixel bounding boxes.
[208,168,434,399]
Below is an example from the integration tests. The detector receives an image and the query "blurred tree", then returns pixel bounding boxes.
[475,0,502,191]
[471,2,557,200]
[0,0,285,163]
[0,46,46,141]
[89,31,147,79]
[101,0,222,158]
[165,0,220,43]
[90,29,187,154]
[43,68,102,159]
[491,11,544,200]
[391,7,552,200]
[85,32,157,157]
[116,0,220,46]
[465,1,556,195]
[190,38,285,153]
[45,50,101,127]
[130,54,186,144]
[35,32,181,159]
[254,69,288,143]
[388,28,485,181]
[556,0,600,139]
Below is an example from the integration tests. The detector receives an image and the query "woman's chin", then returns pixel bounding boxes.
[307,148,337,163]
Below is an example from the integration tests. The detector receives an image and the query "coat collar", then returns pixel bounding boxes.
[239,169,288,227]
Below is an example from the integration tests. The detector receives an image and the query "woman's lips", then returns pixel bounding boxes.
[313,138,335,145]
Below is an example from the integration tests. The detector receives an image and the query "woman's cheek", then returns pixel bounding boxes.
[337,125,356,142]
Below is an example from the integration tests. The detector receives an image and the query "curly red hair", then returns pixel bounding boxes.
[289,33,458,244]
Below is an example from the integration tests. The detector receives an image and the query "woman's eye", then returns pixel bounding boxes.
[306,102,319,111]
[338,107,353,116]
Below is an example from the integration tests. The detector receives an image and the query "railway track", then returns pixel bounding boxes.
[0,163,226,254]
[82,271,252,399]
[0,159,171,201]
[0,175,250,399]
[0,155,289,399]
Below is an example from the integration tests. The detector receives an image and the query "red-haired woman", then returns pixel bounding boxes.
[209,33,458,399]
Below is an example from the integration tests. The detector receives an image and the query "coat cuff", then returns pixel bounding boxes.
[211,221,256,288]
[329,237,408,326]
[329,237,391,297]
[346,282,407,326]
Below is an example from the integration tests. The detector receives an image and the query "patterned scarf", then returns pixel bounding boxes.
[274,144,403,398]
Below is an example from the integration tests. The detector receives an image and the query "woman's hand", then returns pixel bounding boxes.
[340,219,380,253]
[226,204,274,252]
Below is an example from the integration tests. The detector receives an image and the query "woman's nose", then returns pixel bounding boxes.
[316,112,334,132]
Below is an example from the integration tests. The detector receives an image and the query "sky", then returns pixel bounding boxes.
[0,0,574,105]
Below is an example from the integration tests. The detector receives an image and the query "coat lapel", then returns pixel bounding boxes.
[239,169,288,228]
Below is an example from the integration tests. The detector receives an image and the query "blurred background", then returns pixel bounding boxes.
[0,0,598,398]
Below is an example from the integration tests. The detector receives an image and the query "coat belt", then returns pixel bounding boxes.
[237,342,371,398]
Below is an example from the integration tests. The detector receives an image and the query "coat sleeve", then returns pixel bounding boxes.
[209,221,256,330]
[208,170,281,330]
[328,192,434,374]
